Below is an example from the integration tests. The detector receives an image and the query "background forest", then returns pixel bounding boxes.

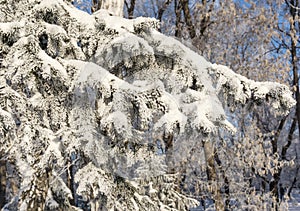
[74,0,300,208]
[0,0,299,210]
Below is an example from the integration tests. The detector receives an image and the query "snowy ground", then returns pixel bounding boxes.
[190,190,300,211]
[289,190,300,211]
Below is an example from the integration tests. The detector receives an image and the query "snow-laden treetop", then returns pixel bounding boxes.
[0,0,295,210]
[0,0,294,138]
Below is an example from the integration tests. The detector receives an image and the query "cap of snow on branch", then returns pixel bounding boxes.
[211,64,295,116]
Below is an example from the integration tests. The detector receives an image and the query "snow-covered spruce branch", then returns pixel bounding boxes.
[0,0,295,210]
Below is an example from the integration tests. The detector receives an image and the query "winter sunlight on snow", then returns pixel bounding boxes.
[0,0,299,210]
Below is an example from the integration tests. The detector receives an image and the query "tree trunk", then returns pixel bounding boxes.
[67,158,76,206]
[125,0,136,19]
[282,116,297,159]
[175,0,182,37]
[214,150,230,210]
[91,0,102,13]
[268,2,300,209]
[271,117,287,154]
[23,169,51,211]
[181,0,196,38]
[290,2,300,140]
[157,0,173,22]
[199,0,215,36]
[0,160,6,208]
[163,133,175,174]
[203,140,224,211]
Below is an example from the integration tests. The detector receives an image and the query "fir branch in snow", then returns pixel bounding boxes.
[0,0,295,210]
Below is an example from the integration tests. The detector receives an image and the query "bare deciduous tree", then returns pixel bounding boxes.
[91,0,124,16]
